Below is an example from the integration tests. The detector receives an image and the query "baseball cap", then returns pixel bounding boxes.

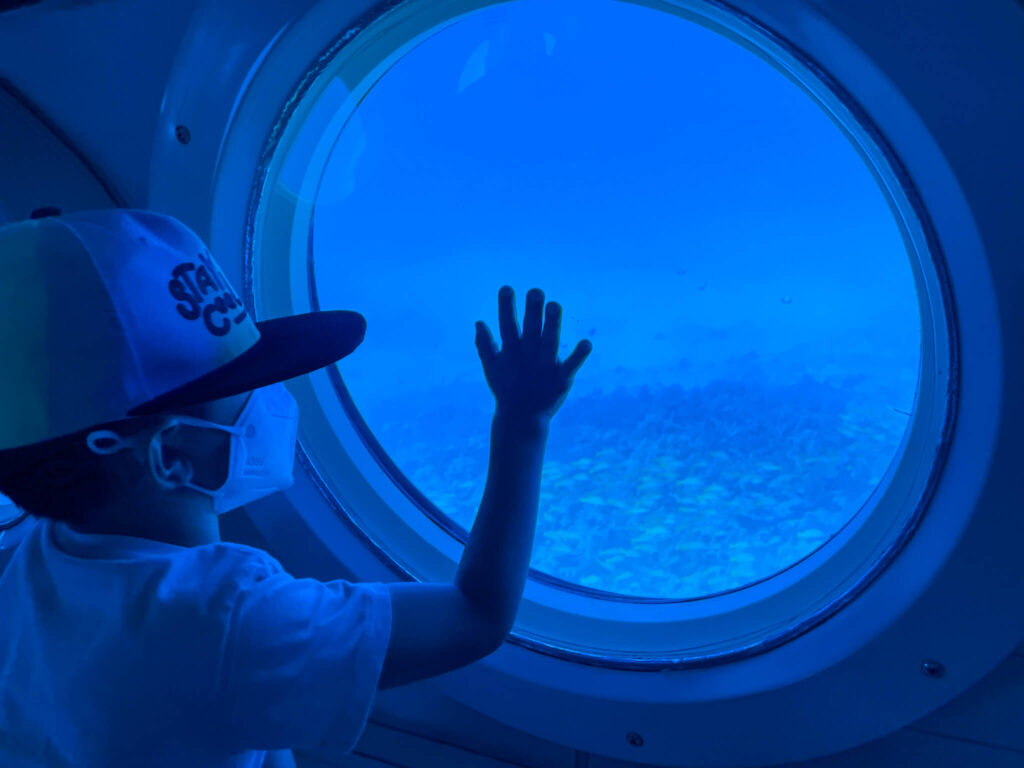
[0,208,366,451]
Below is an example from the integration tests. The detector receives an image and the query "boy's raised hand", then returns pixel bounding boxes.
[475,285,592,422]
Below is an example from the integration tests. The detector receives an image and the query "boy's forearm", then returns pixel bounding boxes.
[454,408,550,637]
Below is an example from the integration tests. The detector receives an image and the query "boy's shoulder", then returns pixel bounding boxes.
[186,539,287,583]
[42,520,281,569]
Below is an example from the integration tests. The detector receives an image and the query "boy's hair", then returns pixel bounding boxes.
[0,415,165,523]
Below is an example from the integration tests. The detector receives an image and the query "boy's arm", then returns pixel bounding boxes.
[379,286,589,691]
[379,410,548,690]
[454,410,548,633]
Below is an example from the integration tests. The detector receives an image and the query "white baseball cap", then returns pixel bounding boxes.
[0,208,366,451]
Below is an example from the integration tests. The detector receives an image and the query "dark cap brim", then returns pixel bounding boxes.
[127,310,366,417]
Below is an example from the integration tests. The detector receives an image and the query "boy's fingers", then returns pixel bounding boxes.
[541,302,561,358]
[475,321,498,365]
[522,288,544,342]
[561,340,593,377]
[497,285,519,347]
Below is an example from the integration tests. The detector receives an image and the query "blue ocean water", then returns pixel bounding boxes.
[300,0,918,599]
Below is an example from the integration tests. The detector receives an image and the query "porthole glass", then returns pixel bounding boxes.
[264,0,922,600]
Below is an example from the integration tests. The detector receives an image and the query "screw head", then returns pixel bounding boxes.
[921,659,946,678]
[175,125,191,145]
[626,731,644,747]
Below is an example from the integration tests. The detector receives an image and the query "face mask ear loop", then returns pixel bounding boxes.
[147,420,194,489]
[86,430,136,456]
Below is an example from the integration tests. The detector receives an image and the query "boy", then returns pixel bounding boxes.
[0,209,591,766]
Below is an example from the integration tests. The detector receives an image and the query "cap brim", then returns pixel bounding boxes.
[127,310,366,417]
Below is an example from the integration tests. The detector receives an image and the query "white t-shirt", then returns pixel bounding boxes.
[0,518,393,767]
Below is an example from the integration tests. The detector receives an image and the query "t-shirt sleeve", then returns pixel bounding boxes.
[216,560,393,753]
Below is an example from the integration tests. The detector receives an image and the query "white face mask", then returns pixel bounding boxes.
[86,382,299,515]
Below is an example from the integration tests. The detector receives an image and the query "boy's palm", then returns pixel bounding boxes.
[475,286,592,421]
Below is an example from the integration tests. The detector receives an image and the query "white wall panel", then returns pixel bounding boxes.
[909,655,1024,753]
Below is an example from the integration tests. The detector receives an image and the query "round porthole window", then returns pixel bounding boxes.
[246,0,951,662]
[302,0,925,602]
